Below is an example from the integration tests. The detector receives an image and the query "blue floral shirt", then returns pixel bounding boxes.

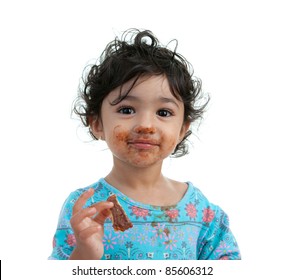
[49,178,241,260]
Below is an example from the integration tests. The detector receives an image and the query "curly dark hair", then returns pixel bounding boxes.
[73,28,209,157]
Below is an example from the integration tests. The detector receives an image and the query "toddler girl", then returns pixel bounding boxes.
[49,29,241,260]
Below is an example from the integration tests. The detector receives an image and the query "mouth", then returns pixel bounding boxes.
[127,139,160,150]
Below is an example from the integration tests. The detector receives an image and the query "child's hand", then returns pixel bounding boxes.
[69,188,113,260]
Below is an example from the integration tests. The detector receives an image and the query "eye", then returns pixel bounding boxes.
[157,109,173,117]
[118,106,135,114]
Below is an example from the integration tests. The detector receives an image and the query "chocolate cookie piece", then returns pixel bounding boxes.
[107,194,133,232]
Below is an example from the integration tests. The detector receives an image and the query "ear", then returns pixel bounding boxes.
[179,121,190,142]
[90,116,105,140]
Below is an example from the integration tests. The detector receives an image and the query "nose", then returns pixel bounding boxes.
[133,125,156,134]
[133,113,157,134]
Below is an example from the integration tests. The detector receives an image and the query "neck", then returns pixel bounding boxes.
[105,157,167,191]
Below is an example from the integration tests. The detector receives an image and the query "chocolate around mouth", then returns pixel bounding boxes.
[128,138,160,146]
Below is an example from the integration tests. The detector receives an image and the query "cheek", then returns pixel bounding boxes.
[110,125,129,150]
[160,133,179,153]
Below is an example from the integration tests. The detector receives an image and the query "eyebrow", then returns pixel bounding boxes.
[159,97,180,108]
[119,95,180,108]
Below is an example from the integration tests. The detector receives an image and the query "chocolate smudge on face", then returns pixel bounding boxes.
[133,126,156,134]
[113,125,130,143]
[115,131,129,142]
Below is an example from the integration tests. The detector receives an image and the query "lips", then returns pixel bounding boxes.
[127,138,159,149]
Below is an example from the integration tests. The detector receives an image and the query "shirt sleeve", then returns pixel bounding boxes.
[48,189,84,260]
[198,207,241,260]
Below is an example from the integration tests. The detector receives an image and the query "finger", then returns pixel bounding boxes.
[93,208,112,225]
[72,188,95,215]
[70,206,97,231]
[91,201,113,222]
[91,201,113,213]
[77,225,102,241]
[71,201,113,231]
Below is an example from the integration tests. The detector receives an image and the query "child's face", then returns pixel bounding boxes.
[92,75,190,168]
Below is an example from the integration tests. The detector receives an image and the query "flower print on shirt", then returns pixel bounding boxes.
[66,234,76,247]
[152,223,166,239]
[202,207,215,223]
[185,203,197,219]
[125,241,133,249]
[165,209,179,221]
[116,231,129,245]
[130,206,151,220]
[163,233,177,250]
[137,232,148,245]
[177,229,185,240]
[103,233,117,250]
[215,241,233,257]
[142,223,152,233]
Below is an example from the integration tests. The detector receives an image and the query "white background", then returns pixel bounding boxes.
[1,0,282,278]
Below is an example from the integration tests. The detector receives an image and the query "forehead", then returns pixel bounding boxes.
[107,75,182,104]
